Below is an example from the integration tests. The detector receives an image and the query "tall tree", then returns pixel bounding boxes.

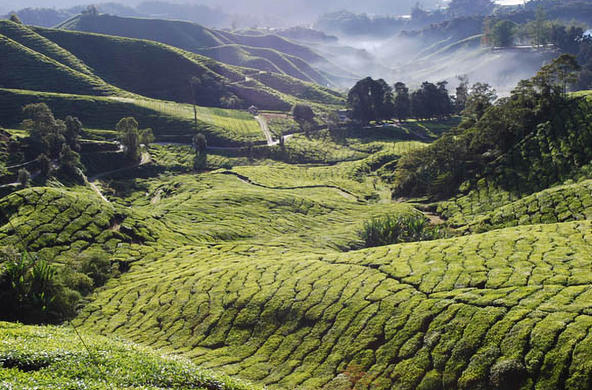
[64,116,82,151]
[463,83,497,121]
[455,75,470,114]
[348,77,396,124]
[436,81,454,118]
[21,103,66,159]
[410,81,454,120]
[534,54,581,96]
[491,20,516,47]
[348,77,376,124]
[374,79,396,121]
[193,133,207,171]
[292,104,315,129]
[533,5,549,47]
[394,82,411,122]
[116,117,141,161]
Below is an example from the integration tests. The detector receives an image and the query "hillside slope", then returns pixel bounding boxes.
[3,152,592,389]
[34,26,343,110]
[0,321,259,389]
[0,30,121,97]
[0,19,343,114]
[57,14,337,86]
[0,89,264,146]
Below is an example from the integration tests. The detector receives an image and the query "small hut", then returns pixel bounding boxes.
[248,105,259,115]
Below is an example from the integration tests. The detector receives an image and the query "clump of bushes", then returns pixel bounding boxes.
[489,359,528,390]
[0,248,113,324]
[360,214,448,248]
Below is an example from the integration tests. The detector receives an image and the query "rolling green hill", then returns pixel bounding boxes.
[0,32,121,97]
[34,26,343,109]
[0,19,344,112]
[0,321,260,389]
[0,89,264,145]
[56,14,339,87]
[0,18,344,147]
[4,159,592,389]
[5,11,592,390]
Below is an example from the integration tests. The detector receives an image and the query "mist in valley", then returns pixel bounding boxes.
[314,33,556,95]
[2,0,580,95]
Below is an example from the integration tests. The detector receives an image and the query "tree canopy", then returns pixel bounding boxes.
[116,117,141,162]
[347,77,395,124]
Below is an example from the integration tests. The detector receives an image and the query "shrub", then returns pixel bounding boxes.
[360,214,447,247]
[489,359,528,390]
[17,168,31,187]
[79,249,112,288]
[0,250,78,323]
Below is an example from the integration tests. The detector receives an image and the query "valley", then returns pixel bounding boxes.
[2,1,592,389]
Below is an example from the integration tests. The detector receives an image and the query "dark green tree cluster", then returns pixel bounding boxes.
[291,104,316,134]
[116,117,152,162]
[347,77,395,124]
[392,55,585,198]
[0,248,112,324]
[193,133,208,171]
[20,103,83,181]
[410,81,454,120]
[348,78,455,124]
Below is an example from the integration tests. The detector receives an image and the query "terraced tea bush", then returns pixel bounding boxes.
[360,214,447,247]
[436,178,592,233]
[0,321,260,389]
[467,179,592,232]
[75,220,592,390]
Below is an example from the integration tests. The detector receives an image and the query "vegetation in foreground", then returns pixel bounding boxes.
[3,7,592,390]
[0,321,259,389]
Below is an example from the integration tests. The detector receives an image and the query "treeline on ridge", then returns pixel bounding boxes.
[391,54,589,199]
[347,76,482,124]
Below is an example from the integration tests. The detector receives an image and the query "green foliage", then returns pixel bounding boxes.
[78,249,112,288]
[0,250,77,323]
[489,20,517,47]
[139,128,154,145]
[361,214,447,247]
[291,104,315,127]
[392,57,589,199]
[411,81,454,120]
[440,178,592,233]
[0,321,260,389]
[461,82,497,121]
[348,77,395,124]
[489,359,528,390]
[394,82,411,121]
[18,103,84,182]
[193,133,208,171]
[116,117,141,162]
[17,168,30,187]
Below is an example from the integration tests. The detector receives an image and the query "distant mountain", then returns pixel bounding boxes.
[0,19,344,111]
[57,13,355,87]
[2,2,229,28]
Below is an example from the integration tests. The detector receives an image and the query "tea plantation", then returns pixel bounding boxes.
[3,14,592,389]
[4,150,592,388]
[0,321,260,389]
